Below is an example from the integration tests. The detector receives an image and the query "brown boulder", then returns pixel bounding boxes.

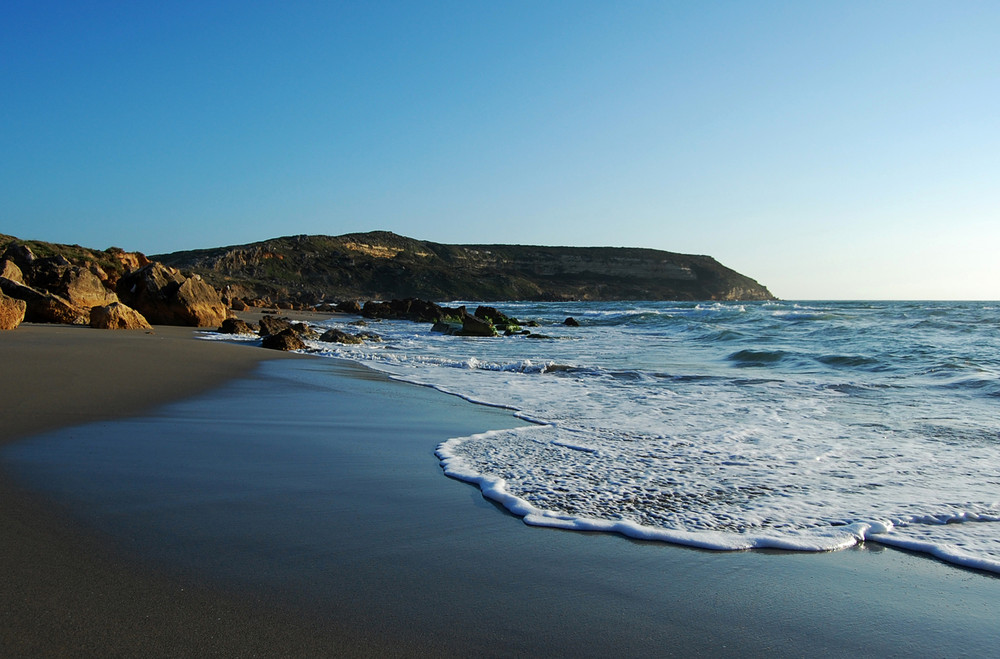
[319,328,363,344]
[30,259,118,309]
[0,259,24,284]
[258,315,293,336]
[0,278,89,324]
[89,303,153,330]
[261,328,306,351]
[0,291,27,330]
[218,318,257,335]
[117,263,229,327]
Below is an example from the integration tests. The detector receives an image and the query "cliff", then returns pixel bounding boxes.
[154,231,774,303]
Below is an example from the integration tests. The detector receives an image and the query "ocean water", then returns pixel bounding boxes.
[238,301,1000,572]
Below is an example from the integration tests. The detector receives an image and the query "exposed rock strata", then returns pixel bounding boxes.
[117,263,229,327]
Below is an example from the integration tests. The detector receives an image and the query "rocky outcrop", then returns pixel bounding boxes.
[117,263,229,327]
[89,303,153,330]
[29,256,118,310]
[261,328,305,351]
[0,291,27,330]
[0,278,90,324]
[362,298,464,323]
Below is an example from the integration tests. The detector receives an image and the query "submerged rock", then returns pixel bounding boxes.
[319,328,363,344]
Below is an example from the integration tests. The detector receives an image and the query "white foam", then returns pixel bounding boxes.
[209,302,1000,572]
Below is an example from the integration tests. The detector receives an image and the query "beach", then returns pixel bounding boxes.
[2,320,998,657]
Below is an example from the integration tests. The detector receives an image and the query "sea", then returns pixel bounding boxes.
[225,300,1000,573]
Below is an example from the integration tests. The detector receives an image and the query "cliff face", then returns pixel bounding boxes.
[153,231,775,303]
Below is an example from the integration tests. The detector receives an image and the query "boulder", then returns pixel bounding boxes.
[0,291,27,330]
[117,263,229,327]
[261,328,306,351]
[475,305,520,332]
[1,244,36,271]
[457,312,497,337]
[335,300,362,314]
[0,278,89,324]
[564,317,580,327]
[29,258,118,309]
[319,328,364,344]
[218,318,257,335]
[0,259,24,284]
[89,303,153,330]
[258,314,293,336]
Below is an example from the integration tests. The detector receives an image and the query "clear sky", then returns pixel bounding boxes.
[2,1,997,299]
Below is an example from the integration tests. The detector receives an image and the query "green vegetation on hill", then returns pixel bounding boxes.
[153,231,775,303]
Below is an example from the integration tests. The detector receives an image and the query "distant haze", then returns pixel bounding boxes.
[2,2,997,300]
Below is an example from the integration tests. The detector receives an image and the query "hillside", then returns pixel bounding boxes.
[154,231,774,303]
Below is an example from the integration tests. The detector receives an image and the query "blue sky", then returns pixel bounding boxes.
[2,1,997,299]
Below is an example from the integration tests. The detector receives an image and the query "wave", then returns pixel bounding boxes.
[436,431,1000,571]
[814,354,884,370]
[726,349,789,367]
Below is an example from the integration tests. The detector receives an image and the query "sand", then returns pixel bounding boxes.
[2,321,998,657]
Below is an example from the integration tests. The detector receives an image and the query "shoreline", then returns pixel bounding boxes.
[2,321,999,656]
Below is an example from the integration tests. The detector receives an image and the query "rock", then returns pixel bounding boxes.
[0,278,89,324]
[218,318,257,335]
[475,305,520,331]
[564,317,580,327]
[362,298,462,323]
[0,259,24,284]
[258,315,293,336]
[105,247,151,274]
[230,298,248,311]
[117,263,229,327]
[431,321,461,335]
[457,312,497,337]
[356,331,382,342]
[0,291,27,329]
[261,328,306,351]
[29,258,118,310]
[526,333,555,339]
[89,302,153,330]
[319,328,364,344]
[291,322,319,339]
[335,300,362,314]
[2,244,36,271]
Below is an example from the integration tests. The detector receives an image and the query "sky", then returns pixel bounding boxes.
[2,1,998,300]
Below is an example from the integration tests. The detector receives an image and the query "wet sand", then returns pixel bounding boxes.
[2,322,998,657]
